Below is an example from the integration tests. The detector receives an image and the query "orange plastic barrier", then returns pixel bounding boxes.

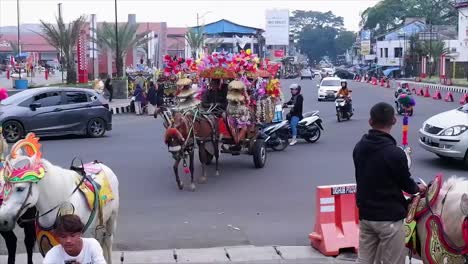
[309,184,359,256]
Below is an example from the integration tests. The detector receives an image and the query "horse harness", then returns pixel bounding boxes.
[424,185,468,261]
[407,177,468,263]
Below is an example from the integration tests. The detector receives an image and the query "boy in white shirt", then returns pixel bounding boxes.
[43,214,106,264]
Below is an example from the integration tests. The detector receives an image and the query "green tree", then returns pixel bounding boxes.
[335,31,356,56]
[96,22,151,78]
[292,10,351,63]
[291,10,344,39]
[8,41,20,56]
[361,0,457,35]
[185,27,204,58]
[38,15,86,84]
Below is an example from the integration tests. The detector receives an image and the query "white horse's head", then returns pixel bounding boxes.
[0,133,45,231]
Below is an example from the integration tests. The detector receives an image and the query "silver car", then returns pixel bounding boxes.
[0,87,112,143]
[418,104,468,166]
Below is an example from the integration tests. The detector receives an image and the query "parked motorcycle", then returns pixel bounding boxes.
[263,111,324,150]
[335,97,353,122]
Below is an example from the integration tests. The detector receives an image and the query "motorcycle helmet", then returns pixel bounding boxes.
[289,83,301,93]
[340,80,348,88]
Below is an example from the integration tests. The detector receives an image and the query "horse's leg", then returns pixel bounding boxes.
[21,207,37,264]
[103,211,118,264]
[174,158,183,190]
[1,231,17,264]
[214,138,220,176]
[198,142,208,184]
[189,149,196,191]
[23,222,36,264]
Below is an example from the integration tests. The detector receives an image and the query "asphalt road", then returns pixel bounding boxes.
[1,78,466,254]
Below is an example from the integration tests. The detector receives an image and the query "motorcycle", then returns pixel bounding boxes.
[394,89,414,116]
[335,96,353,122]
[262,110,324,150]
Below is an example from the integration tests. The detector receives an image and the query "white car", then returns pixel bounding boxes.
[419,104,468,166]
[300,68,313,80]
[322,67,335,76]
[317,77,342,101]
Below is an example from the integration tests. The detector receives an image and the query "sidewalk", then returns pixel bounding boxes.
[0,245,422,264]
[0,71,64,89]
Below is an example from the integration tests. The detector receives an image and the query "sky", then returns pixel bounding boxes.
[0,0,379,32]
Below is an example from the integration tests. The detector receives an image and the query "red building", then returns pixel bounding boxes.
[0,15,187,78]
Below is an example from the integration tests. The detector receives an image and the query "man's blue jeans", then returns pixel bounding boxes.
[290,116,300,137]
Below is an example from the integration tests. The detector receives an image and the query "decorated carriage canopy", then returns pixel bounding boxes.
[161,51,284,124]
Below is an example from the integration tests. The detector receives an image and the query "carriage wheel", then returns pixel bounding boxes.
[253,139,267,169]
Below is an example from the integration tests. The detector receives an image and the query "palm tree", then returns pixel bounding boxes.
[8,41,20,56]
[38,15,86,84]
[421,40,449,77]
[96,22,151,77]
[185,27,204,58]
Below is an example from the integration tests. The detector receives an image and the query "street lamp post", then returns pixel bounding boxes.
[17,0,21,80]
[196,11,211,58]
[114,0,119,77]
[58,3,64,83]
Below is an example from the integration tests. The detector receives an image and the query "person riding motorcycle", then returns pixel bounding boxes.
[395,82,411,99]
[284,83,304,146]
[336,80,353,115]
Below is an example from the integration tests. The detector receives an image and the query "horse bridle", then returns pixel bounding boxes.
[8,159,90,231]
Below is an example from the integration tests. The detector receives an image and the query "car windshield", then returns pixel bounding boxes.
[1,89,37,106]
[321,80,341,86]
[458,104,468,113]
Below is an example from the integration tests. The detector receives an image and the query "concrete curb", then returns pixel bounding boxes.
[394,80,468,94]
[110,104,132,115]
[0,245,423,264]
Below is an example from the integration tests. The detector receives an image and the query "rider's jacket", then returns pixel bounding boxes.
[337,88,350,98]
[353,130,419,221]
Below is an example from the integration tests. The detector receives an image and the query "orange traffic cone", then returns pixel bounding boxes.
[432,90,442,100]
[460,94,468,105]
[424,87,431,97]
[444,92,454,102]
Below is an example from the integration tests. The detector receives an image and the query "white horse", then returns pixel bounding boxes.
[415,176,468,263]
[0,133,119,264]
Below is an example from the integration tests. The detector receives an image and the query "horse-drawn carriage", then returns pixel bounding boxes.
[157,52,283,190]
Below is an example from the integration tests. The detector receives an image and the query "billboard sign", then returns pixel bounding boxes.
[360,30,371,56]
[265,9,290,46]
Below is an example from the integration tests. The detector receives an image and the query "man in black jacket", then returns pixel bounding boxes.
[353,102,426,264]
[284,83,303,146]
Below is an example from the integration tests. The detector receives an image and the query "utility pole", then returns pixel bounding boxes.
[17,0,21,80]
[428,21,433,78]
[114,0,119,77]
[58,3,64,83]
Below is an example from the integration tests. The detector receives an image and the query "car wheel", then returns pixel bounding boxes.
[3,120,24,143]
[87,118,106,138]
[463,151,468,169]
